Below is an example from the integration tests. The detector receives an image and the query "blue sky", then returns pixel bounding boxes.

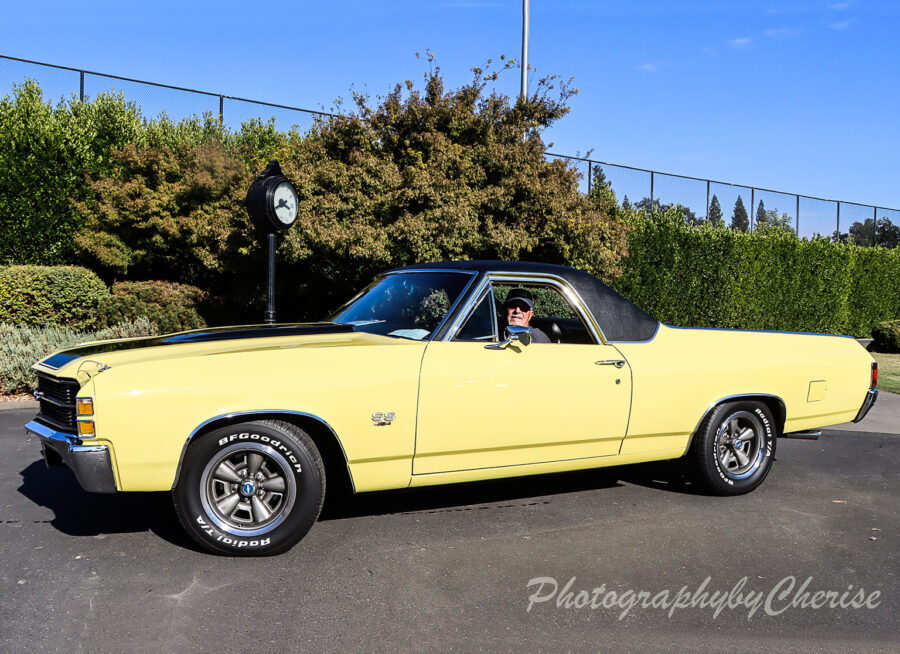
[2,1,898,218]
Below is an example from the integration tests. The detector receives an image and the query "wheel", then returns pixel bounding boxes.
[688,401,776,495]
[173,420,325,556]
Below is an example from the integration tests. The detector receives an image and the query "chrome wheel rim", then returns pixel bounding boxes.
[199,442,297,537]
[715,411,764,480]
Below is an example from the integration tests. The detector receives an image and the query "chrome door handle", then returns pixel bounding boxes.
[595,360,626,368]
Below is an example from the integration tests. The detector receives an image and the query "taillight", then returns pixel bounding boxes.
[871,362,878,389]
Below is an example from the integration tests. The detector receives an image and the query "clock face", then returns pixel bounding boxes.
[272,181,298,226]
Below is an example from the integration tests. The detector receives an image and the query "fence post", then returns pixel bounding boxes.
[219,95,224,123]
[79,71,84,102]
[587,161,592,194]
[650,171,654,209]
[873,205,878,246]
[706,180,710,220]
[836,202,840,240]
[750,188,755,233]
[795,195,800,235]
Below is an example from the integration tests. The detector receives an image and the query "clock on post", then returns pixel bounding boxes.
[246,161,298,323]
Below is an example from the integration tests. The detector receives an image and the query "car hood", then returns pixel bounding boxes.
[32,322,400,380]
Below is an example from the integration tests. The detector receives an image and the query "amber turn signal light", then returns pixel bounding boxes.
[77,421,96,437]
[76,398,94,416]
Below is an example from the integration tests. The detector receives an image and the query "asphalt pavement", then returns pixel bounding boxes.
[1,399,897,653]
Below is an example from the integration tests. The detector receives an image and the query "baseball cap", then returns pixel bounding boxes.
[504,288,534,311]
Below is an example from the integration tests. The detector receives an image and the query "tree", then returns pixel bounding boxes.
[621,195,632,210]
[0,80,144,265]
[78,58,630,322]
[276,59,629,317]
[731,196,749,232]
[849,219,875,246]
[755,209,795,234]
[682,205,702,226]
[74,140,250,288]
[755,200,766,230]
[848,217,900,247]
[707,194,724,227]
[591,164,609,191]
[876,218,900,248]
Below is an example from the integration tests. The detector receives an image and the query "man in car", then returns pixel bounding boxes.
[504,288,551,343]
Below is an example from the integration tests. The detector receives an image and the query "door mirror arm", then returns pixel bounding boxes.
[485,325,532,349]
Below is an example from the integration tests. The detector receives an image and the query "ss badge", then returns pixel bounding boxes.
[372,411,396,427]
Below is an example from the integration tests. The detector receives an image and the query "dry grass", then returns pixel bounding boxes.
[872,351,900,395]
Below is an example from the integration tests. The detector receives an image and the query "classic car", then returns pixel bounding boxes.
[26,261,879,555]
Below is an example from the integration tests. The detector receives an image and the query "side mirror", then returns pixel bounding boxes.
[485,324,532,349]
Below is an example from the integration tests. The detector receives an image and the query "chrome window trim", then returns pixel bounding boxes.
[439,275,491,341]
[448,283,498,343]
[681,393,787,456]
[487,285,498,341]
[443,272,605,344]
[173,409,356,493]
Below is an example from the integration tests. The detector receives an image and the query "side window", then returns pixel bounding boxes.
[453,291,497,341]
[493,282,595,344]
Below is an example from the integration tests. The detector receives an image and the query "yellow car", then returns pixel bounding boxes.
[26,261,879,555]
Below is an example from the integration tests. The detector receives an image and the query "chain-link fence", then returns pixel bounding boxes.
[0,54,329,135]
[552,154,898,246]
[3,54,897,246]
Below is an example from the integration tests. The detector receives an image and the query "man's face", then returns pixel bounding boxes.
[506,300,533,327]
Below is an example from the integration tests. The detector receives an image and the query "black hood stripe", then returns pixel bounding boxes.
[39,323,355,370]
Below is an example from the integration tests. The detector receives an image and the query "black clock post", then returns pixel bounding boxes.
[245,161,299,324]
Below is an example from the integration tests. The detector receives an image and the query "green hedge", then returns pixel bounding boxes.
[0,265,109,329]
[100,280,207,333]
[0,319,158,394]
[614,210,900,337]
[872,320,900,353]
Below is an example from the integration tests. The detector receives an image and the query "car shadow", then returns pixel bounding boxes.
[612,459,705,495]
[17,461,203,552]
[18,457,703,548]
[320,458,704,520]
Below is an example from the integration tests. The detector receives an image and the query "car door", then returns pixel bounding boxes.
[413,277,632,475]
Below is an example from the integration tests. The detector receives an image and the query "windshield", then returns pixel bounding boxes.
[331,272,472,340]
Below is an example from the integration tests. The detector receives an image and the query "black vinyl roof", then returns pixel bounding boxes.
[391,261,659,342]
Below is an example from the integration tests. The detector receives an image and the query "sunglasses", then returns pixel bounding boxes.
[506,301,531,312]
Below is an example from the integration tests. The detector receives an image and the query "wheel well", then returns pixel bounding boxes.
[174,412,355,496]
[684,394,787,456]
[757,396,786,436]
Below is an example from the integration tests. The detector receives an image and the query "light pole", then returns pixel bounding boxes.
[520,0,530,100]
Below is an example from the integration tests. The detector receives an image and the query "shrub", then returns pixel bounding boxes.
[614,210,900,337]
[73,61,630,324]
[0,81,145,265]
[0,265,109,329]
[871,320,900,353]
[74,140,251,288]
[0,318,158,394]
[100,280,207,333]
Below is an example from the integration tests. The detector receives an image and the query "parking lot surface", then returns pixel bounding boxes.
[1,404,896,653]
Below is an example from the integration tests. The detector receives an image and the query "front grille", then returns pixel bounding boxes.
[35,373,80,433]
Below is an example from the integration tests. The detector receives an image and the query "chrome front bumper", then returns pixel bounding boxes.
[853,389,879,424]
[25,420,117,493]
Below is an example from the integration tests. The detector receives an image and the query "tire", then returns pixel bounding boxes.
[688,400,776,496]
[173,420,325,556]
